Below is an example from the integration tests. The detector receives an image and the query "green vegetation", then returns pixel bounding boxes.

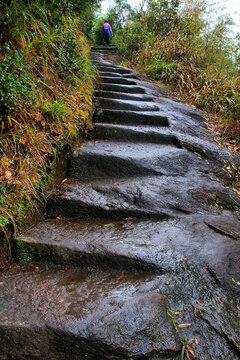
[104,0,240,150]
[0,0,100,265]
[92,0,136,44]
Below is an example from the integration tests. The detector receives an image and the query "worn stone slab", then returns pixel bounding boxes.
[101,84,146,93]
[98,69,139,80]
[92,123,181,146]
[94,90,154,101]
[101,77,137,85]
[90,123,238,166]
[47,171,239,222]
[95,98,160,111]
[0,269,181,359]
[97,66,132,74]
[94,109,169,126]
[17,212,240,293]
[68,141,199,180]
[91,49,117,54]
[91,46,117,51]
[99,72,123,77]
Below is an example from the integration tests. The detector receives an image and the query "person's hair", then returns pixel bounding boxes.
[104,20,108,23]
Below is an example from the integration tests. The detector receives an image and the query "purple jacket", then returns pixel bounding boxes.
[101,22,113,36]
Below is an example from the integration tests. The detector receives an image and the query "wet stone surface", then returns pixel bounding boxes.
[0,269,182,359]
[1,46,240,359]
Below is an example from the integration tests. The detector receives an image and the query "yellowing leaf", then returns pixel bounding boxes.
[115,271,124,281]
[59,299,64,303]
[178,323,192,328]
[187,345,195,356]
[5,171,12,181]
[1,158,11,167]
[194,337,199,344]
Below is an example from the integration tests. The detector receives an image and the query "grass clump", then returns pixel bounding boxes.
[0,0,99,266]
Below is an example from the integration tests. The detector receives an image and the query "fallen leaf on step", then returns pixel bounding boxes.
[61,178,72,185]
[178,323,192,328]
[59,299,64,303]
[187,345,195,356]
[215,296,219,302]
[133,342,139,346]
[196,300,203,306]
[194,337,199,344]
[115,271,124,281]
[152,344,157,350]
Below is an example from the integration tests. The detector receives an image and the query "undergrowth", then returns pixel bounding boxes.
[111,0,240,154]
[0,0,98,266]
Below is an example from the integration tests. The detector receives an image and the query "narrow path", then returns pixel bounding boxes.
[0,46,240,360]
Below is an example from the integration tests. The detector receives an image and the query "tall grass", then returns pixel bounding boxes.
[0,0,97,265]
[113,0,240,148]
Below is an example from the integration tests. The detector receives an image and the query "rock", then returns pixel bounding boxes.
[0,269,181,359]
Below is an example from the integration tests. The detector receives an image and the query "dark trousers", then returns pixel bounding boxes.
[102,30,110,45]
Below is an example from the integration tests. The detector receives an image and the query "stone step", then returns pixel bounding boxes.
[16,219,164,272]
[92,123,181,146]
[99,72,123,77]
[95,98,160,111]
[68,141,191,180]
[91,46,117,51]
[0,268,181,359]
[101,76,137,85]
[97,65,132,74]
[94,90,154,101]
[46,167,232,221]
[94,109,169,126]
[16,214,240,293]
[101,84,147,93]
[91,49,117,54]
[99,72,139,80]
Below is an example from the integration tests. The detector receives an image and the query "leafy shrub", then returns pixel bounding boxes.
[0,0,98,259]
[0,48,38,122]
[112,0,240,145]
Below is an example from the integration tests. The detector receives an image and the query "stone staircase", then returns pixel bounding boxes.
[0,46,240,360]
